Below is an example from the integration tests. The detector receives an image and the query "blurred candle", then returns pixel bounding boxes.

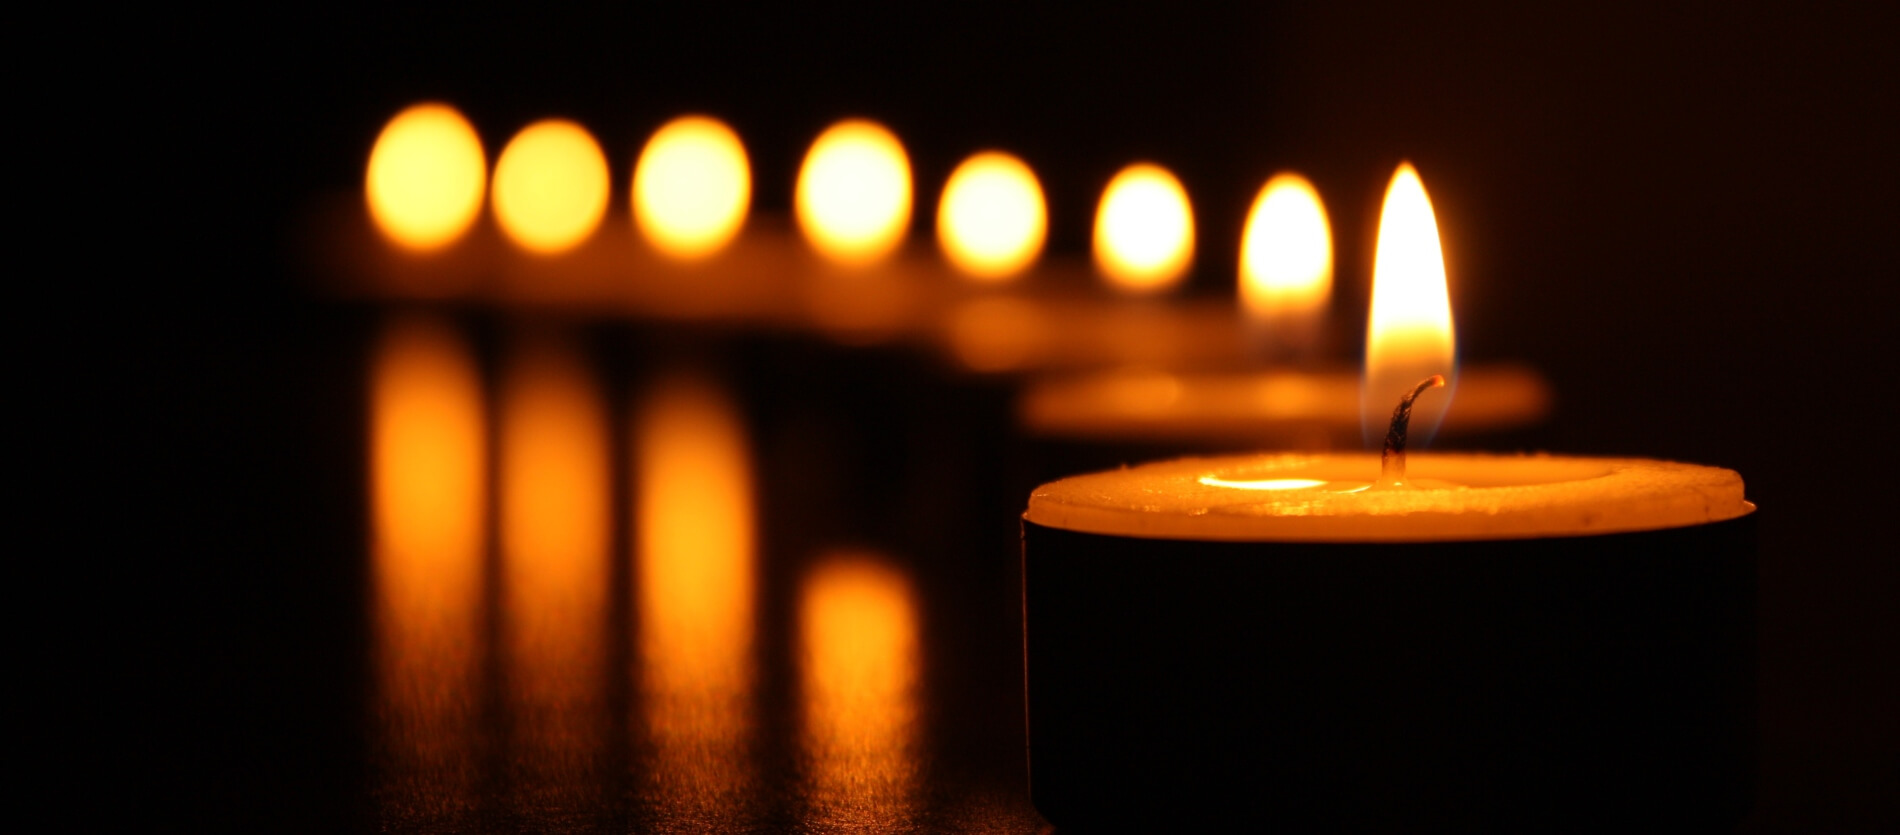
[634,372,759,823]
[498,335,610,808]
[365,104,487,252]
[937,151,1047,282]
[632,116,751,260]
[1094,163,1194,295]
[1364,162,1456,442]
[1239,172,1332,359]
[799,554,922,828]
[492,119,610,255]
[368,315,485,822]
[796,119,912,266]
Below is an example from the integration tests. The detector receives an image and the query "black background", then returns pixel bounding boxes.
[95,1,1895,830]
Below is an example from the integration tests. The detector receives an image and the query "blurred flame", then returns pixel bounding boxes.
[492,119,610,254]
[366,103,487,252]
[936,151,1046,281]
[634,371,758,823]
[369,315,485,817]
[1093,163,1194,294]
[1240,173,1332,352]
[633,116,751,260]
[796,119,913,266]
[1364,162,1457,443]
[800,554,921,828]
[499,336,609,797]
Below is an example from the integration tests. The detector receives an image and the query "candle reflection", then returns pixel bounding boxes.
[799,554,922,828]
[499,336,610,811]
[633,372,758,822]
[369,315,485,822]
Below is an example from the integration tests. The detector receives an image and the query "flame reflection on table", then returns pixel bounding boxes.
[799,554,923,829]
[634,371,760,825]
[498,334,612,815]
[369,315,486,820]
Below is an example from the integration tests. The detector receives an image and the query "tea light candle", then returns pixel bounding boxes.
[1021,437,1757,828]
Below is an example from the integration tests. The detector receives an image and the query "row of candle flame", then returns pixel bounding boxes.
[367,101,1463,446]
[374,315,926,825]
[366,103,1341,313]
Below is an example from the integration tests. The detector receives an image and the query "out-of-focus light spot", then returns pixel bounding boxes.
[635,371,757,824]
[369,314,485,817]
[937,152,1046,282]
[800,553,921,828]
[633,116,751,261]
[498,337,610,791]
[492,119,609,254]
[1093,163,1194,294]
[796,119,912,266]
[636,372,755,705]
[366,103,486,252]
[1239,173,1332,351]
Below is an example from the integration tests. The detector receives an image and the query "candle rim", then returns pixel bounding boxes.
[1025,451,1753,543]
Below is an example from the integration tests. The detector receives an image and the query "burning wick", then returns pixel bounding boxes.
[1377,374,1446,489]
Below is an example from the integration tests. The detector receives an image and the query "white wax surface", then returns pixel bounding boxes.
[1025,452,1753,542]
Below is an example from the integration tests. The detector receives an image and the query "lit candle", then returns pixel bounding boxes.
[1018,163,1757,830]
[1015,165,1549,450]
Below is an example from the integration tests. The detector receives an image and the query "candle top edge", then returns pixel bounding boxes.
[1024,451,1752,543]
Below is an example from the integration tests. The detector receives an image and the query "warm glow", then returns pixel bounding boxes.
[636,372,755,703]
[936,151,1046,281]
[499,337,609,786]
[795,119,913,266]
[945,296,1048,372]
[632,116,751,260]
[365,103,487,252]
[800,554,921,828]
[1364,162,1457,443]
[634,372,757,822]
[369,315,484,813]
[1240,173,1332,349]
[1093,163,1194,294]
[1197,476,1328,491]
[492,119,610,254]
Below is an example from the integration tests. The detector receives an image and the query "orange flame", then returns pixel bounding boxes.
[1363,162,1456,442]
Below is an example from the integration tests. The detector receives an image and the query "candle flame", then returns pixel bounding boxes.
[366,103,486,252]
[492,119,610,254]
[1239,173,1332,353]
[1364,162,1456,444]
[936,151,1046,282]
[796,119,913,266]
[633,115,752,260]
[1093,163,1194,294]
